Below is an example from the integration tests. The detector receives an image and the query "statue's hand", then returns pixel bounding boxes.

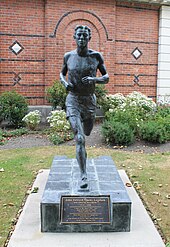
[82,76,94,85]
[66,83,74,92]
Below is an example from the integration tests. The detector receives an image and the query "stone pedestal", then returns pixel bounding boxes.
[41,156,131,232]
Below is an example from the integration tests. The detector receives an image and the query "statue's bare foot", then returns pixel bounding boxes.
[80,176,88,189]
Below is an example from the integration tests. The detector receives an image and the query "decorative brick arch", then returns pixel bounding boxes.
[46,9,114,96]
[50,10,110,46]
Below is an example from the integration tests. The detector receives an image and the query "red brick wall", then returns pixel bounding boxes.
[0,0,45,105]
[44,0,115,100]
[115,1,159,98]
[0,0,159,105]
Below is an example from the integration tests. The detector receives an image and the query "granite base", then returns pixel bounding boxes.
[41,156,131,232]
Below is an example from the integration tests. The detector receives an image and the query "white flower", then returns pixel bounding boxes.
[47,110,70,132]
[22,110,42,129]
[109,109,114,113]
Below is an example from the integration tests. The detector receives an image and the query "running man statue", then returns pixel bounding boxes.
[60,25,109,189]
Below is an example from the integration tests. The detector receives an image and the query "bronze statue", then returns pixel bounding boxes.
[60,25,109,189]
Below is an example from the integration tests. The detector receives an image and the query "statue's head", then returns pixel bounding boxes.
[74,25,91,48]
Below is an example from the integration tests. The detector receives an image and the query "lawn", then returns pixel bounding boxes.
[0,146,170,246]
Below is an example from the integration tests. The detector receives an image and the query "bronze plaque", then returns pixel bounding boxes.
[60,196,111,224]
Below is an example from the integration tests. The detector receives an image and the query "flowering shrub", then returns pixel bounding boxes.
[47,110,70,132]
[106,93,126,111]
[22,110,42,130]
[47,110,73,144]
[104,91,156,137]
[102,91,161,145]
[101,93,125,113]
[126,91,156,115]
[106,91,156,117]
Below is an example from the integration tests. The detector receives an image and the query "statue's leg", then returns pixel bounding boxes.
[76,132,87,179]
[68,116,88,188]
[83,118,95,136]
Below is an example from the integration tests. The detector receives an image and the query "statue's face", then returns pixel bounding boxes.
[75,29,90,48]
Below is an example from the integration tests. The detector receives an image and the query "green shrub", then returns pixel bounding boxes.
[0,129,5,145]
[104,92,158,138]
[102,119,135,146]
[95,84,108,108]
[49,133,65,145]
[49,131,74,145]
[0,127,28,145]
[139,120,169,143]
[46,80,67,110]
[106,109,142,134]
[2,128,28,137]
[156,105,170,118]
[0,91,28,127]
[0,136,5,145]
[161,116,170,137]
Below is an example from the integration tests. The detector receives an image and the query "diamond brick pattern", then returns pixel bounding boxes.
[131,47,142,60]
[9,41,24,55]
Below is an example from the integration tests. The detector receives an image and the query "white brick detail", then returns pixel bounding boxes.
[157,6,170,104]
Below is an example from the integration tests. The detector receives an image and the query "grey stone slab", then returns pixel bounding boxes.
[96,156,113,161]
[50,166,72,173]
[52,159,73,166]
[97,172,120,181]
[7,169,165,247]
[94,160,117,167]
[98,182,125,191]
[45,181,70,191]
[48,173,71,182]
[95,165,117,173]
[41,156,131,232]
[53,155,68,160]
[42,191,69,203]
[73,172,97,180]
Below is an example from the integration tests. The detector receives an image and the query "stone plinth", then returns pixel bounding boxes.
[41,156,131,232]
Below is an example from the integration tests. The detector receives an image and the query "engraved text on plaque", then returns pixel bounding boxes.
[60,196,111,224]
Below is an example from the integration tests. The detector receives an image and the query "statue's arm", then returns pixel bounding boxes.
[82,53,109,85]
[95,53,109,84]
[95,67,109,84]
[60,54,74,91]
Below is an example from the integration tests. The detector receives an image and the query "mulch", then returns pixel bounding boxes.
[0,123,170,153]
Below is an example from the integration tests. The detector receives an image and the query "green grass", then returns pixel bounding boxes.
[0,146,170,246]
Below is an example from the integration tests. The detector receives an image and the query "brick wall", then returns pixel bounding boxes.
[0,0,159,105]
[0,0,45,105]
[115,1,159,98]
[44,0,115,99]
